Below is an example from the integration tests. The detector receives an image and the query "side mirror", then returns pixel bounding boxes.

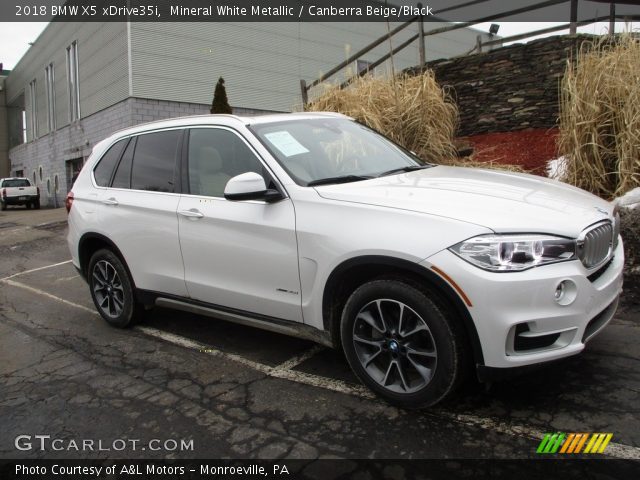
[224,172,284,203]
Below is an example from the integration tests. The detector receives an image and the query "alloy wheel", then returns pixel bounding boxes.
[352,299,438,394]
[92,260,125,318]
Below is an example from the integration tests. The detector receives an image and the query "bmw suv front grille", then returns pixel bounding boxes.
[578,221,614,269]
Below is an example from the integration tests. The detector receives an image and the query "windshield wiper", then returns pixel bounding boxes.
[377,165,431,177]
[307,175,373,187]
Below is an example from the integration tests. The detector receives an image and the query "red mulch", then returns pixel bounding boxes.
[459,128,560,175]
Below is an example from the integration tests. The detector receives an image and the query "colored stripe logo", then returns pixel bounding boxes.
[537,433,613,454]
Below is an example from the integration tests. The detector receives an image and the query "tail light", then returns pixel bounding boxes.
[65,191,74,213]
[1,188,5,198]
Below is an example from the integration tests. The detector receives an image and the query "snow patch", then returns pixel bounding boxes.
[614,187,640,210]
[546,156,567,180]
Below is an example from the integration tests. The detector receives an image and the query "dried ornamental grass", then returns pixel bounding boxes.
[306,72,459,164]
[559,35,640,199]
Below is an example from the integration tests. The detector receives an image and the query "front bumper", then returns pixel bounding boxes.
[423,238,624,369]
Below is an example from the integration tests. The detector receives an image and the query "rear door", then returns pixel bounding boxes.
[177,127,302,322]
[95,129,188,297]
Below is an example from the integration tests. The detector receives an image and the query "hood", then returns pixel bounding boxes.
[314,166,613,237]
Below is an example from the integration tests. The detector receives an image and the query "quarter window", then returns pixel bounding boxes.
[131,130,180,192]
[111,137,136,189]
[93,139,127,187]
[187,129,264,198]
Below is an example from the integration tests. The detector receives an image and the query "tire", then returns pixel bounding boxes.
[26,203,31,209]
[0,201,6,211]
[34,200,40,209]
[340,279,464,408]
[88,249,142,328]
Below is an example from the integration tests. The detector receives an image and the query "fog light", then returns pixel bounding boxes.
[554,279,577,306]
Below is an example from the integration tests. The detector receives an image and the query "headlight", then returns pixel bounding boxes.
[449,234,576,272]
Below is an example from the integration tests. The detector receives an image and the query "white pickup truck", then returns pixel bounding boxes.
[0,177,40,210]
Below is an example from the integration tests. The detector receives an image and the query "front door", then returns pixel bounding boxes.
[177,127,302,322]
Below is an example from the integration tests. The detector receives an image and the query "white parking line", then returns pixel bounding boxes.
[137,326,372,399]
[1,278,97,315]
[0,259,72,282]
[2,276,639,459]
[273,344,326,371]
[55,275,80,282]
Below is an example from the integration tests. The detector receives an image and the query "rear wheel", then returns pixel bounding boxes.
[341,279,464,408]
[88,249,142,328]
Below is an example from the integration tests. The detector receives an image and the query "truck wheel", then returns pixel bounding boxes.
[341,279,465,408]
[26,203,32,209]
[0,201,6,211]
[34,200,40,209]
[88,249,143,328]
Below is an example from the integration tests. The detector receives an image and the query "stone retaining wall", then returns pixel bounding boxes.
[408,35,596,137]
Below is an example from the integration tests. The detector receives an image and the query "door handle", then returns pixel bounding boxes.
[102,198,119,206]
[178,209,204,219]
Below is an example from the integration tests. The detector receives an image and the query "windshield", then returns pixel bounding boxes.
[2,179,31,188]
[251,118,425,186]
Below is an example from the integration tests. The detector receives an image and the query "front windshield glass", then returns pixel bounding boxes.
[251,118,424,186]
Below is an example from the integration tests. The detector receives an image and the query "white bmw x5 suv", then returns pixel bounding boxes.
[67,112,623,408]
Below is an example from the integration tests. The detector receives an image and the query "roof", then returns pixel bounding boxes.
[108,112,350,139]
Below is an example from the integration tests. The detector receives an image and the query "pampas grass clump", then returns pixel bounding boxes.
[306,72,459,164]
[559,35,640,199]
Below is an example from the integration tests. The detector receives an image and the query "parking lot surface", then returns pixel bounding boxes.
[1,208,639,460]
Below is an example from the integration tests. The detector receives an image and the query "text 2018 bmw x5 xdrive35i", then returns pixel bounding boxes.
[67,113,623,408]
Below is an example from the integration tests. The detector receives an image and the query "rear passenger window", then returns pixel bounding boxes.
[93,140,127,187]
[131,130,181,192]
[111,138,136,189]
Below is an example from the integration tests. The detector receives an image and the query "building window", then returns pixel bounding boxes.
[66,41,80,122]
[28,79,37,139]
[22,111,27,144]
[45,63,56,132]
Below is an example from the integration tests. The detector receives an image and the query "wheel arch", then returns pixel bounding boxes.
[78,233,136,289]
[322,255,484,367]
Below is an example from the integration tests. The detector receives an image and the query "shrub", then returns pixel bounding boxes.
[211,77,232,114]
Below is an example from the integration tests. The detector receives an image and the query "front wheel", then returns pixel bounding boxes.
[341,279,464,408]
[88,249,142,328]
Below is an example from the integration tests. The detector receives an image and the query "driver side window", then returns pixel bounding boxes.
[187,128,264,198]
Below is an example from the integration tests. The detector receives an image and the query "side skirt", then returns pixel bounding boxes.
[136,290,334,348]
